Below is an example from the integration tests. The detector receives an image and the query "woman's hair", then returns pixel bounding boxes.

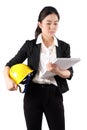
[35,6,60,38]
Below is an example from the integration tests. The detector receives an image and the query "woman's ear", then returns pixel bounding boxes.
[38,22,42,29]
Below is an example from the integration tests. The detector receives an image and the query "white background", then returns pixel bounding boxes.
[0,0,87,130]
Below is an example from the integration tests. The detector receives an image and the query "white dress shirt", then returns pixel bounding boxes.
[33,34,58,86]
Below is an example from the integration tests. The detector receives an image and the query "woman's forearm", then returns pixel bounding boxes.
[3,66,10,81]
[46,62,71,79]
[55,68,71,79]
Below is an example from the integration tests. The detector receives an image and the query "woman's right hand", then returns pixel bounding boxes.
[3,66,18,91]
[5,77,18,91]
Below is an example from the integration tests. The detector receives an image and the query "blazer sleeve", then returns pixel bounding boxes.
[6,40,30,67]
[58,40,73,79]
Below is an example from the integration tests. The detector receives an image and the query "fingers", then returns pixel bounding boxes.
[7,82,18,91]
[46,62,57,72]
[9,85,18,91]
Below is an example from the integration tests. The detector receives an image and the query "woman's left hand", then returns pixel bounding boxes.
[46,62,58,73]
[46,62,71,78]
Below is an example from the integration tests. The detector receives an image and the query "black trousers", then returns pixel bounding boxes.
[23,83,65,130]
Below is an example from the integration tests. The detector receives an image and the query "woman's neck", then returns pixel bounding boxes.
[42,35,54,47]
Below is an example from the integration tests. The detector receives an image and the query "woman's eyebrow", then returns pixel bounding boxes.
[46,20,58,22]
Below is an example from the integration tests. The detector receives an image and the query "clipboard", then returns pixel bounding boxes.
[41,58,80,79]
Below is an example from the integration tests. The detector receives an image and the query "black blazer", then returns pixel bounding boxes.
[6,38,73,93]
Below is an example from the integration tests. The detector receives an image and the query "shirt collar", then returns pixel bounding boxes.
[36,33,58,47]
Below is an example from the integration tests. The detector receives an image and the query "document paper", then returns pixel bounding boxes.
[41,58,80,79]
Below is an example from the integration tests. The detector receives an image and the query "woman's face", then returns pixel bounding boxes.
[38,13,59,38]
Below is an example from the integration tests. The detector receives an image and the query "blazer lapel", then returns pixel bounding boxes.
[32,39,62,70]
[56,39,62,58]
[32,44,41,70]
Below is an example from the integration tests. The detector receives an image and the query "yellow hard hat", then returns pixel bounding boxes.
[9,63,34,85]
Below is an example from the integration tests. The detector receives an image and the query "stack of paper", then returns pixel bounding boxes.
[41,58,80,79]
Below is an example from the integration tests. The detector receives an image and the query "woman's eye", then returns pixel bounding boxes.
[54,23,58,26]
[46,23,58,26]
[47,23,51,25]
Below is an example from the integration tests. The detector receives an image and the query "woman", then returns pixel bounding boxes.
[3,6,73,130]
